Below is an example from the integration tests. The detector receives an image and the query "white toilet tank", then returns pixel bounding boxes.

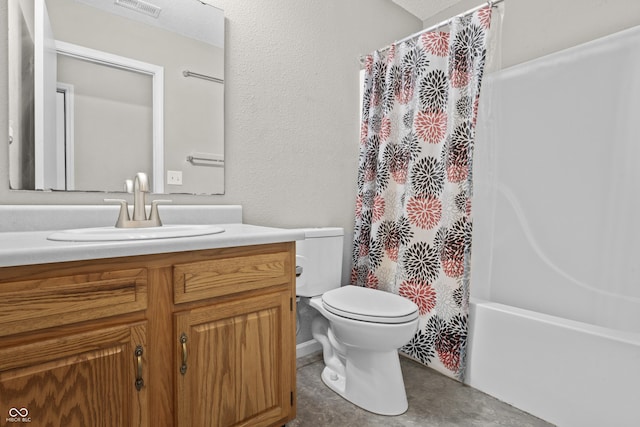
[295,227,344,297]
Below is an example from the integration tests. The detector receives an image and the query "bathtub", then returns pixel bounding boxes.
[468,24,640,427]
[465,299,640,427]
[466,177,640,426]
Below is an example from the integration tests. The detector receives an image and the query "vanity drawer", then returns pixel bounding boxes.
[0,268,147,337]
[173,250,291,304]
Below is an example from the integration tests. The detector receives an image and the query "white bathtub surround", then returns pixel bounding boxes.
[469,24,640,427]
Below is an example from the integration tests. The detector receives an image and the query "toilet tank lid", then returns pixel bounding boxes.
[298,227,344,238]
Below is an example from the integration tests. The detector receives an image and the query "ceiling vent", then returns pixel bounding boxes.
[115,0,162,18]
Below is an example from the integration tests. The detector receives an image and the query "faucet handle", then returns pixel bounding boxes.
[148,199,172,227]
[124,179,134,193]
[104,199,131,228]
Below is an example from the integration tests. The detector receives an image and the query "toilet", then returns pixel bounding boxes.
[296,228,419,416]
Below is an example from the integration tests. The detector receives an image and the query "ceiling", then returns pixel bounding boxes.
[72,0,466,48]
[392,0,463,21]
[73,0,224,47]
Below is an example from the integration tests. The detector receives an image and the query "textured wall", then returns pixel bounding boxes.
[0,0,421,282]
[4,0,639,275]
[219,0,422,281]
[423,0,640,69]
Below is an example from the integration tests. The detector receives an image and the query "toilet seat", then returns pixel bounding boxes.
[322,285,418,324]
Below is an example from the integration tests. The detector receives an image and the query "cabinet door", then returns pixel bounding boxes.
[175,290,294,427]
[0,322,148,427]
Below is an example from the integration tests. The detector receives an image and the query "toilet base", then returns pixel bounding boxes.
[320,365,346,397]
[319,349,409,416]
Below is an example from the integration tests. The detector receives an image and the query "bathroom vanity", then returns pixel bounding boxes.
[0,206,301,427]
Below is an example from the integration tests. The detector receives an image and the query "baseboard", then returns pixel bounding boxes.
[296,339,322,358]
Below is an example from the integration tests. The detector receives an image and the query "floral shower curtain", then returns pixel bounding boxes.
[352,7,493,380]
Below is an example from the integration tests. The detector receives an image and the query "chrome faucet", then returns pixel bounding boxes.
[132,172,149,222]
[105,172,171,228]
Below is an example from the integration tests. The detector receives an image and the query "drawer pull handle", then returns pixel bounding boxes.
[180,333,188,375]
[134,345,144,391]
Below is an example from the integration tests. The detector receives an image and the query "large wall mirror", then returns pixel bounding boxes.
[8,0,224,195]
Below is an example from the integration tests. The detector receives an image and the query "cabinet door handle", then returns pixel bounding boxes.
[134,345,144,391]
[180,333,188,375]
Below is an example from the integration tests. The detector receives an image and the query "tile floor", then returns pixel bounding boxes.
[288,353,555,426]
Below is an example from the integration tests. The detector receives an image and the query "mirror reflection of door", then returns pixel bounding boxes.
[56,54,153,192]
[55,83,73,190]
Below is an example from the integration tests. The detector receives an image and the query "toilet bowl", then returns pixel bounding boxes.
[309,286,418,415]
[296,228,419,416]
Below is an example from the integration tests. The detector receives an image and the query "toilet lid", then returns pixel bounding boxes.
[322,285,419,324]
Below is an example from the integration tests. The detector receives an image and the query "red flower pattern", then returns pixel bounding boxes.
[438,349,460,372]
[372,195,385,222]
[478,6,492,29]
[442,257,465,278]
[447,164,469,183]
[386,245,399,262]
[360,121,368,145]
[391,168,407,184]
[399,279,437,315]
[407,196,442,229]
[364,55,374,73]
[366,272,379,289]
[379,117,392,141]
[359,242,369,258]
[421,31,449,56]
[415,111,448,144]
[355,196,363,218]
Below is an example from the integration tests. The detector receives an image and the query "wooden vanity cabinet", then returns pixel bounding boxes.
[0,265,149,427]
[175,290,293,427]
[172,244,296,427]
[0,242,296,427]
[0,322,149,427]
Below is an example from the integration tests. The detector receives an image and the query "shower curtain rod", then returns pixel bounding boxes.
[360,0,504,62]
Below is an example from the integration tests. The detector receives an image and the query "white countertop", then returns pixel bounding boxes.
[0,223,305,268]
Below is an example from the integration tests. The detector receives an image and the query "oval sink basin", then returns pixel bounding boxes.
[47,224,225,242]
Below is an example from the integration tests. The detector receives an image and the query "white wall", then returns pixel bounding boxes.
[0,0,421,283]
[219,0,422,280]
[3,0,640,279]
[422,0,640,69]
